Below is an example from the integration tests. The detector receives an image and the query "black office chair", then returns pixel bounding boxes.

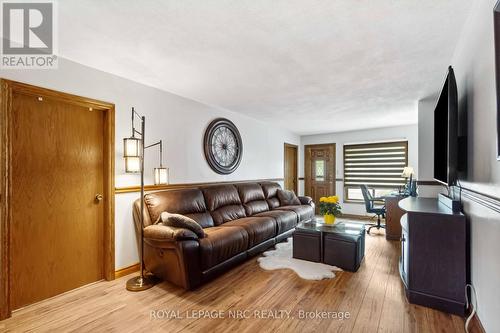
[360,185,386,234]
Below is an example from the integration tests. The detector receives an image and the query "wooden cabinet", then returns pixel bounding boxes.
[398,197,467,315]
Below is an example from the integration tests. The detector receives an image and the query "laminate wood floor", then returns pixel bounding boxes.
[1,229,474,333]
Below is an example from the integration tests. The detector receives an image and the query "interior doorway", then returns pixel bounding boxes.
[304,143,336,214]
[0,80,115,319]
[284,143,298,193]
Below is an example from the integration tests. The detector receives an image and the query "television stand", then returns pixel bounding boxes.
[398,197,467,315]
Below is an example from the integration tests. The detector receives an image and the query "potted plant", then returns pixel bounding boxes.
[319,196,342,225]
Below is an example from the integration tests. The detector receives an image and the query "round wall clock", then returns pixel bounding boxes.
[203,118,243,174]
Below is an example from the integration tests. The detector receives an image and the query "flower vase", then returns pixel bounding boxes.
[324,214,336,225]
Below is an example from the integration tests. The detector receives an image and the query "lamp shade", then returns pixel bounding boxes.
[123,137,142,157]
[401,166,414,178]
[154,167,169,185]
[125,157,141,173]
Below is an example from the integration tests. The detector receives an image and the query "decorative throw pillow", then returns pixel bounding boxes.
[157,212,206,238]
[277,189,301,206]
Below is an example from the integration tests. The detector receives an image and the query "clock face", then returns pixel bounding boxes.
[204,118,242,174]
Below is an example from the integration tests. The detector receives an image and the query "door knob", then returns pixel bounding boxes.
[95,194,103,202]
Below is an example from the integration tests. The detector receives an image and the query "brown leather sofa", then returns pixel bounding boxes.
[132,182,314,290]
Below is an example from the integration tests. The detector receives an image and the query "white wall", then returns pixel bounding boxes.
[448,0,500,331]
[417,96,443,198]
[299,124,418,215]
[0,58,299,269]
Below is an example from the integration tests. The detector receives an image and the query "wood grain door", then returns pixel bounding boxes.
[305,144,336,214]
[10,91,106,309]
[284,143,298,193]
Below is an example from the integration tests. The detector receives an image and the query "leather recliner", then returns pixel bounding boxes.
[132,182,314,290]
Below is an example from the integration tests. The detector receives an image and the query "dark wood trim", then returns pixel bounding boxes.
[0,79,115,319]
[417,180,442,186]
[114,263,140,279]
[115,178,285,194]
[299,177,342,182]
[284,143,298,193]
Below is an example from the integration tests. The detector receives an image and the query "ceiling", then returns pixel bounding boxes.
[58,0,472,135]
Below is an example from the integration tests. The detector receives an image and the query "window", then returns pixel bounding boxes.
[343,141,408,201]
[314,160,325,181]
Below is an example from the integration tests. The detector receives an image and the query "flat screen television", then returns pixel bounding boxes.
[434,66,458,186]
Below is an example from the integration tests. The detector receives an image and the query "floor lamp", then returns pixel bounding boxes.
[123,107,169,291]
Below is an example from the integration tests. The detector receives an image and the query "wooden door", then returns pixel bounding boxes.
[305,144,336,213]
[8,86,110,309]
[284,143,298,193]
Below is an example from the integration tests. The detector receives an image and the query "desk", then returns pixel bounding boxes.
[384,194,407,240]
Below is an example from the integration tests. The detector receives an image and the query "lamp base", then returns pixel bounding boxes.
[126,274,157,292]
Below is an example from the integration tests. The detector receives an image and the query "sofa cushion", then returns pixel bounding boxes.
[254,210,297,234]
[158,212,206,238]
[275,205,314,222]
[202,185,246,225]
[199,226,249,270]
[221,216,277,248]
[298,195,314,206]
[277,189,301,206]
[260,182,281,209]
[144,189,213,227]
[236,183,269,216]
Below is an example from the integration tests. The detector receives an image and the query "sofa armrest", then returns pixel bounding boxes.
[144,224,199,241]
[142,226,202,290]
[298,196,315,209]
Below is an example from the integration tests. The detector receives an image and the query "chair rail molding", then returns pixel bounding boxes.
[115,178,285,194]
[452,186,500,213]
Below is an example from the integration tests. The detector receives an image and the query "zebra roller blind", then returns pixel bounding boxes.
[343,141,409,201]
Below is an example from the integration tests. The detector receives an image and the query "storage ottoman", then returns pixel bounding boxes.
[323,227,365,271]
[293,220,365,272]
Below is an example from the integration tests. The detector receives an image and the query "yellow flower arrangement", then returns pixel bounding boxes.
[319,196,342,223]
[319,196,339,204]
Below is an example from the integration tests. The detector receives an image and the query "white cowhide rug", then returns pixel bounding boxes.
[258,238,342,280]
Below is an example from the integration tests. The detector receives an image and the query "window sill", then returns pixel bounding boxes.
[343,199,385,205]
[343,200,365,204]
